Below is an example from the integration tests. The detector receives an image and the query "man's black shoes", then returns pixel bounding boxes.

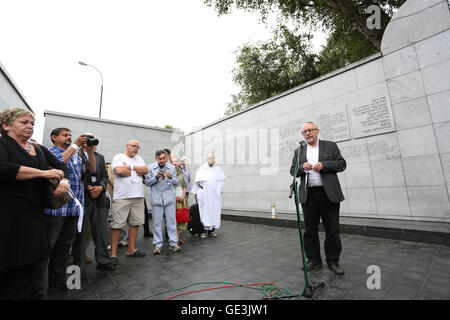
[328,262,345,275]
[301,261,323,271]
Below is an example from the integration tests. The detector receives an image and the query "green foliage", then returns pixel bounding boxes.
[163,124,180,131]
[227,25,320,113]
[215,0,407,115]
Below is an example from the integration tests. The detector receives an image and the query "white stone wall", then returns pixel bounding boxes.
[43,111,184,165]
[185,0,450,223]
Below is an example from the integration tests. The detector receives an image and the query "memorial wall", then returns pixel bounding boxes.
[185,0,450,223]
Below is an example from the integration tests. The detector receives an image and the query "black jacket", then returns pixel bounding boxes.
[290,140,346,203]
[0,135,69,267]
[80,150,108,207]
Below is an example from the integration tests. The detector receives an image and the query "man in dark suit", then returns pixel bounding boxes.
[73,144,115,272]
[290,122,346,275]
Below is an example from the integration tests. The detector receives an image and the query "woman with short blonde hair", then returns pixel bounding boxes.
[0,107,69,299]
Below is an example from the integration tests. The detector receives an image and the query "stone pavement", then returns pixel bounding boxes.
[47,220,450,300]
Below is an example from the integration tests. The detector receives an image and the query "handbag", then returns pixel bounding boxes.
[44,177,73,209]
[176,207,190,223]
[33,143,73,209]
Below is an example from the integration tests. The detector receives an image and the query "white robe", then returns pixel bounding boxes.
[191,164,226,229]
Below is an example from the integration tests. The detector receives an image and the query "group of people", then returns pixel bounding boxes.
[0,106,226,300]
[1,106,347,300]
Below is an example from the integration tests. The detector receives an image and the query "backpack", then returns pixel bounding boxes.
[188,203,204,236]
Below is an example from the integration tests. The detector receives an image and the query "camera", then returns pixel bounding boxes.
[85,134,99,146]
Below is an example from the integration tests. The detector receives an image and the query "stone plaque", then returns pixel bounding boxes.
[350,95,395,138]
[315,111,351,142]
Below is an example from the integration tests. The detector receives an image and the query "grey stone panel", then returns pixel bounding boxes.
[407,186,450,219]
[366,132,401,161]
[371,159,406,188]
[434,122,450,153]
[344,161,373,189]
[427,89,450,123]
[421,59,450,96]
[387,71,426,105]
[391,97,432,130]
[312,77,334,104]
[397,125,439,158]
[441,153,450,185]
[415,29,450,69]
[375,187,411,217]
[402,154,446,186]
[346,188,378,217]
[355,59,386,90]
[381,0,450,55]
[383,45,420,80]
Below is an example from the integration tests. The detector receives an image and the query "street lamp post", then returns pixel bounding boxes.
[78,61,104,119]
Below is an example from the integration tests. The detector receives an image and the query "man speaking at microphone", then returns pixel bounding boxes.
[290,122,346,275]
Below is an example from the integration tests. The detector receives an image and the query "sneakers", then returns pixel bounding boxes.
[118,240,128,247]
[153,247,162,255]
[169,244,182,252]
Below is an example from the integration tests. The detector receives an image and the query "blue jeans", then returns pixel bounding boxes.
[151,203,178,247]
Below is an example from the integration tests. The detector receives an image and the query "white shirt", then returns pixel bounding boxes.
[111,153,145,199]
[306,140,323,187]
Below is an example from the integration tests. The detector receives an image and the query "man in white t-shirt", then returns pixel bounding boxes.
[110,140,148,263]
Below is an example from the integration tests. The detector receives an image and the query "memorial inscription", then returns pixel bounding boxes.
[350,96,395,138]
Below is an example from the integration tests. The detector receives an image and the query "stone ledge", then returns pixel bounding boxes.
[221,209,450,246]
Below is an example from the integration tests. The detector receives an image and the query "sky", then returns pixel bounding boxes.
[1,0,326,143]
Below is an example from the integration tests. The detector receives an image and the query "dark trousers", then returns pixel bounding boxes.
[301,187,342,265]
[45,215,78,288]
[0,258,47,300]
[73,196,111,270]
[143,198,151,234]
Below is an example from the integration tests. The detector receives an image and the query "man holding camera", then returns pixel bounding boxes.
[45,128,96,290]
[72,135,115,273]
[145,150,180,254]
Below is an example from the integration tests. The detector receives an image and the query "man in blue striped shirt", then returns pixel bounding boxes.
[44,128,96,291]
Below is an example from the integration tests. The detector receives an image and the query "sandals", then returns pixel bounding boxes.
[200,233,207,239]
[209,231,217,237]
[126,249,145,257]
[178,239,185,245]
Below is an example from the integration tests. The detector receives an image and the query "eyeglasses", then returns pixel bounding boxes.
[301,128,317,135]
[128,144,141,149]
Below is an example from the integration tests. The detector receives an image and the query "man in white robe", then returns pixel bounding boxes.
[191,154,226,238]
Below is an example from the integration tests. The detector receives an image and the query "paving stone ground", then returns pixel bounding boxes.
[47,220,450,300]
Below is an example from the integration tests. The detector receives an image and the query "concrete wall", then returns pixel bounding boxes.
[185,0,450,223]
[0,62,33,113]
[43,111,184,165]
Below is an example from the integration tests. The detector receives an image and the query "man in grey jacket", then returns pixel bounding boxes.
[290,122,346,275]
[145,150,180,254]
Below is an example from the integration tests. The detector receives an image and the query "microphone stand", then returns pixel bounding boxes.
[287,141,324,299]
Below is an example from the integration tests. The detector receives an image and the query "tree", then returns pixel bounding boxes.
[226,25,320,114]
[213,0,406,115]
[204,0,406,50]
